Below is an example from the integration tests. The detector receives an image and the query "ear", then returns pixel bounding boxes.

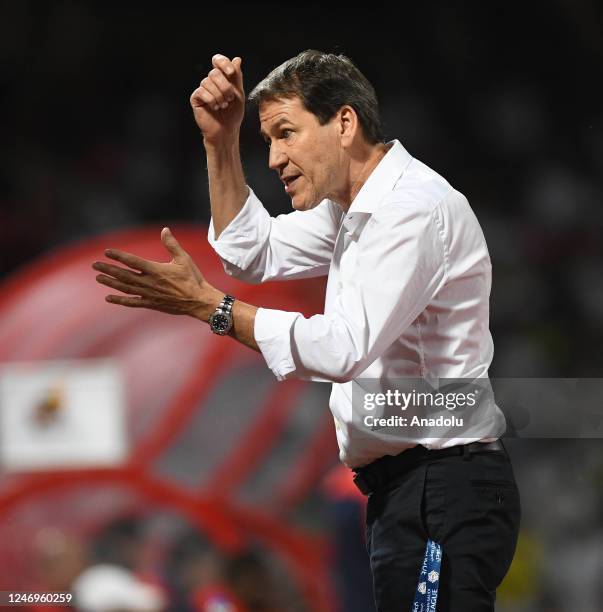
[338,105,359,148]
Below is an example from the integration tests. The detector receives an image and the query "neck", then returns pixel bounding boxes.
[336,142,391,212]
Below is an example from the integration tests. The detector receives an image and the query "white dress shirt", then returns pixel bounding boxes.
[208,140,505,467]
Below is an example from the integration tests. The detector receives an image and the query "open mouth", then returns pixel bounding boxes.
[284,175,301,192]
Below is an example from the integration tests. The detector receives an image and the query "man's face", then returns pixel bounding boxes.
[259,96,343,211]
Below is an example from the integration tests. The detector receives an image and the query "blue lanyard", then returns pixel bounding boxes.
[412,539,442,611]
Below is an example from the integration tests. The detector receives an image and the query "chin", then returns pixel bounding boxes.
[291,195,320,212]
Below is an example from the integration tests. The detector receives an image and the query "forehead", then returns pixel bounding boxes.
[259,96,313,134]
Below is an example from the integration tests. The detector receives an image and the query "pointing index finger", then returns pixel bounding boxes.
[104,249,156,273]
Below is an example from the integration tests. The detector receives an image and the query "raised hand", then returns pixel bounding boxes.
[190,54,245,145]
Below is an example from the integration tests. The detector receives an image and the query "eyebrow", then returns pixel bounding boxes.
[259,117,292,140]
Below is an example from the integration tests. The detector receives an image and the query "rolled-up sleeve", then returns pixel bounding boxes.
[254,198,449,382]
[207,187,272,277]
[253,308,302,381]
[208,186,341,283]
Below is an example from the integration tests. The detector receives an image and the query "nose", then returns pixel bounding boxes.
[268,141,287,172]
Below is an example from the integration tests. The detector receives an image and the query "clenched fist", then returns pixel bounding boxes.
[190,54,245,145]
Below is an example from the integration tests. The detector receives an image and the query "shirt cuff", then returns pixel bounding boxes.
[254,307,301,381]
[207,186,270,270]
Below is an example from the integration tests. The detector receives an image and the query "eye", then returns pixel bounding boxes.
[281,129,292,139]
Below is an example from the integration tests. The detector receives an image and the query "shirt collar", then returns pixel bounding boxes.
[346,139,412,216]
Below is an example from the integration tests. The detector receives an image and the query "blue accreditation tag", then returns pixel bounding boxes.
[412,539,442,611]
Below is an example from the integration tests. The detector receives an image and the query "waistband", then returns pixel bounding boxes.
[352,440,505,496]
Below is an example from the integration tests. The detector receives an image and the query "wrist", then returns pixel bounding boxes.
[193,284,223,323]
[203,134,240,154]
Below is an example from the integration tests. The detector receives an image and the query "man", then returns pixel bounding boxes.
[93,50,521,611]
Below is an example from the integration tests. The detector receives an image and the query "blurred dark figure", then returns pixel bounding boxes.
[71,516,166,612]
[322,465,376,612]
[91,516,144,570]
[164,530,246,612]
[223,549,281,612]
[32,528,87,611]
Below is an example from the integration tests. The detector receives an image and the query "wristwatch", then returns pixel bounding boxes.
[208,294,235,335]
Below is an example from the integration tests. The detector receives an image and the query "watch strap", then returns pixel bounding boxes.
[219,294,235,315]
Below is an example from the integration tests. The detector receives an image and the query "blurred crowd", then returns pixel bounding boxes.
[30,517,292,612]
[20,468,376,612]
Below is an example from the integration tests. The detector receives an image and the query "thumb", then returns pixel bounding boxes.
[232,56,244,86]
[161,227,184,258]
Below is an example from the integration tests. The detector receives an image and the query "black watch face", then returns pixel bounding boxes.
[211,313,231,334]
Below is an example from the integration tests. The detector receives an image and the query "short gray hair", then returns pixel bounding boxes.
[248,50,384,145]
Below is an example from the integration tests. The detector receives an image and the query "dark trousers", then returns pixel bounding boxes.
[365,446,521,611]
